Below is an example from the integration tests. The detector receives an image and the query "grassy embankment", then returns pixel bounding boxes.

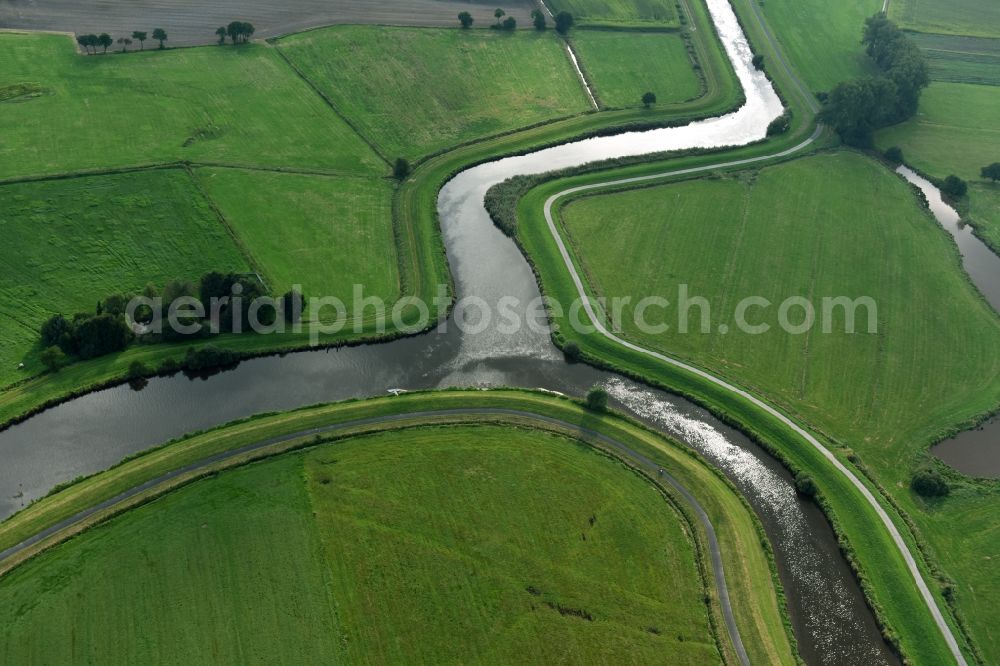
[0,390,797,665]
[0,0,742,429]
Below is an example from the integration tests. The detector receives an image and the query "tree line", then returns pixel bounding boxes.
[77,29,167,54]
[820,14,929,147]
[38,272,304,372]
[457,9,574,33]
[216,22,256,45]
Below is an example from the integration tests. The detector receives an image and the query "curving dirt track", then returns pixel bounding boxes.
[0,0,534,46]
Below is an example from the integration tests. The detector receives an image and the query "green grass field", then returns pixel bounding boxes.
[890,0,1000,39]
[758,0,881,92]
[194,168,399,302]
[544,0,679,27]
[560,152,1000,468]
[551,151,1000,661]
[0,32,385,180]
[570,30,702,108]
[0,169,249,387]
[876,82,1000,250]
[276,26,592,160]
[911,33,1000,86]
[0,423,722,663]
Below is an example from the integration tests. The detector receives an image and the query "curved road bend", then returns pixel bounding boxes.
[542,126,968,664]
[0,407,751,666]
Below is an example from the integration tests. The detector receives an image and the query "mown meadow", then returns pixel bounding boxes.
[551,150,1000,662]
[0,423,722,663]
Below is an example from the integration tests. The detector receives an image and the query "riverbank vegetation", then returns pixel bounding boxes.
[0,391,797,665]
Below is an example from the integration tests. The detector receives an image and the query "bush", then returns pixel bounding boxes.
[563,341,582,361]
[40,345,68,372]
[941,175,968,199]
[127,360,150,379]
[501,16,517,30]
[393,157,410,180]
[555,11,574,34]
[182,345,240,373]
[751,54,764,70]
[911,468,950,497]
[884,146,903,164]
[642,91,657,108]
[585,386,608,411]
[766,112,791,136]
[794,472,818,498]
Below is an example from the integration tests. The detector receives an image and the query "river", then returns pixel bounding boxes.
[0,0,906,662]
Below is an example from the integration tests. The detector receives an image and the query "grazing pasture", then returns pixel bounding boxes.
[559,152,1000,469]
[876,82,1000,250]
[276,26,592,159]
[0,170,249,386]
[0,424,721,664]
[0,32,385,180]
[890,0,1000,39]
[195,169,399,302]
[757,0,881,93]
[570,30,702,108]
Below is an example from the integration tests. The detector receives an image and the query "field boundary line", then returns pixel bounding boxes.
[270,45,392,167]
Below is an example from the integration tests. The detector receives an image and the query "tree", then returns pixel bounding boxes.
[502,16,517,30]
[554,11,574,34]
[981,162,1000,183]
[531,9,547,30]
[76,35,91,54]
[394,157,410,180]
[751,54,764,70]
[585,386,608,411]
[794,472,818,498]
[117,37,133,52]
[132,31,147,50]
[911,468,949,498]
[641,91,657,108]
[458,11,474,28]
[216,26,228,44]
[884,146,903,164]
[942,175,967,199]
[494,8,506,27]
[74,313,133,359]
[152,28,168,49]
[766,111,792,136]
[41,314,73,351]
[563,340,581,361]
[40,346,68,372]
[242,22,256,42]
[127,360,150,379]
[98,33,113,54]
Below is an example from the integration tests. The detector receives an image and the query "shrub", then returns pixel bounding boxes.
[884,146,903,164]
[941,175,968,199]
[393,157,410,180]
[555,11,574,34]
[127,360,150,379]
[766,112,791,136]
[585,386,608,411]
[40,345,68,372]
[794,472,818,498]
[563,341,582,361]
[751,54,764,70]
[911,468,950,497]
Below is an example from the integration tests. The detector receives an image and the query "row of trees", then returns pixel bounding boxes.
[76,29,166,54]
[215,21,256,45]
[820,14,929,147]
[458,9,573,33]
[38,272,305,371]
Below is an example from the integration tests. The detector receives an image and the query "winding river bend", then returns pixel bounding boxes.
[0,1,914,663]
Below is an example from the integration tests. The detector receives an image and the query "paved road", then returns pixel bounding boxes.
[0,406,750,665]
[541,124,968,665]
